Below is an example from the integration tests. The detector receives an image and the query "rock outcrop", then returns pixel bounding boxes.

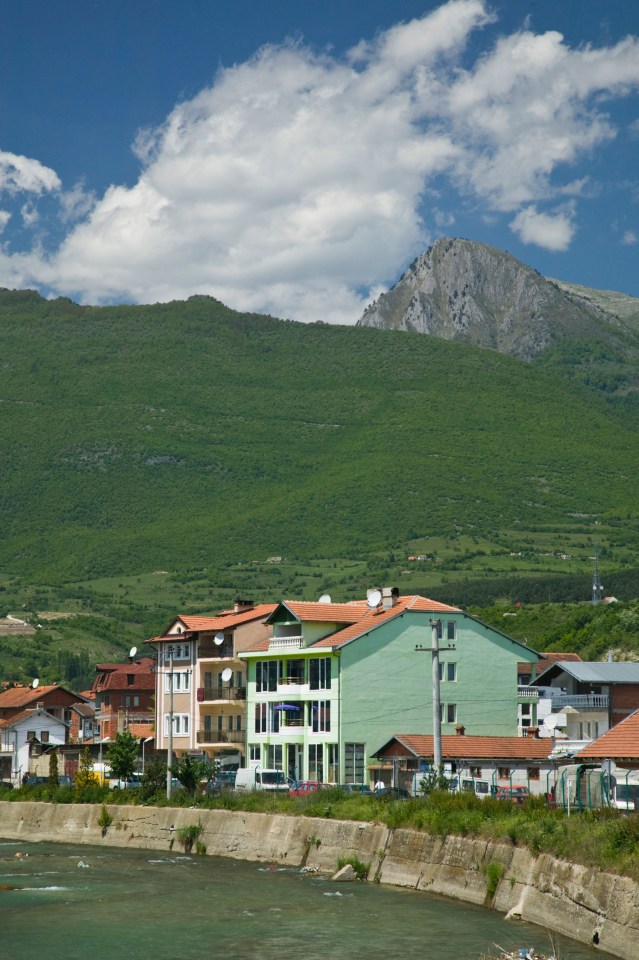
[357,238,637,362]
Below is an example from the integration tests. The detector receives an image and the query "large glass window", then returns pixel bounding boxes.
[249,745,261,764]
[283,659,305,684]
[169,642,191,660]
[447,621,456,642]
[164,713,190,736]
[256,660,279,692]
[447,662,457,682]
[327,744,339,783]
[254,703,267,733]
[266,744,283,769]
[309,658,331,690]
[308,744,324,781]
[165,670,190,693]
[344,742,365,783]
[311,700,331,733]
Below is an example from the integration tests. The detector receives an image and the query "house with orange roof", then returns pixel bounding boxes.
[241,588,540,784]
[0,705,69,784]
[146,599,276,766]
[372,730,557,797]
[91,656,156,742]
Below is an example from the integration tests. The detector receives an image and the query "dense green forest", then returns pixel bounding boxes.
[1,287,639,686]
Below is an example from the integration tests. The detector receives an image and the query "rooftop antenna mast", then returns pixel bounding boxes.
[592,542,603,605]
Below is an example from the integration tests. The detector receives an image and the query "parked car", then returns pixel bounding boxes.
[338,783,373,795]
[374,787,412,800]
[289,780,331,796]
[109,774,143,790]
[495,785,530,805]
[234,768,293,793]
[23,775,73,788]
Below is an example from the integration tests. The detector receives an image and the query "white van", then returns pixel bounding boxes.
[234,768,292,793]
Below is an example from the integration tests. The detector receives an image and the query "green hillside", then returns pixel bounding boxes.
[2,287,639,685]
[2,287,639,581]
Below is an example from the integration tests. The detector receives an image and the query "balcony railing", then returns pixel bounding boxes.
[269,636,304,651]
[517,685,539,699]
[197,644,235,659]
[277,677,306,687]
[197,686,246,702]
[550,694,608,711]
[197,729,245,745]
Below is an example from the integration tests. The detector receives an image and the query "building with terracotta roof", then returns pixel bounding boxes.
[147,599,276,766]
[0,683,88,726]
[0,705,69,784]
[372,731,557,797]
[240,589,540,784]
[92,657,155,742]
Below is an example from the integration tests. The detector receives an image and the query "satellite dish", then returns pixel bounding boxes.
[129,646,137,659]
[367,589,382,609]
[214,632,225,646]
[318,594,331,604]
[32,678,39,689]
[221,667,233,682]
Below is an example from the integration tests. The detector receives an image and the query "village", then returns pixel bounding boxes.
[2,587,639,810]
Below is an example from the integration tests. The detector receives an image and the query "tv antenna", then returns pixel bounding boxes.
[129,646,137,660]
[221,667,233,683]
[318,594,331,604]
[214,632,225,646]
[367,589,382,609]
[32,678,39,689]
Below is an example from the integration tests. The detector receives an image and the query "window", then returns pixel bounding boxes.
[447,662,457,682]
[164,714,190,736]
[447,621,456,641]
[133,696,139,707]
[434,620,444,640]
[170,642,191,660]
[327,744,339,782]
[256,660,279,692]
[344,742,365,783]
[40,731,50,743]
[528,767,540,781]
[26,730,36,741]
[266,744,283,769]
[127,674,134,686]
[308,744,324,781]
[249,745,261,764]
[165,670,190,693]
[447,703,456,723]
[124,695,131,708]
[284,659,305,684]
[236,671,243,688]
[469,766,481,778]
[254,703,267,734]
[311,700,331,733]
[235,715,242,731]
[309,658,331,690]
[498,767,510,779]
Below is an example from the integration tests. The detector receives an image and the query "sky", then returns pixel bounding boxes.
[1,0,638,324]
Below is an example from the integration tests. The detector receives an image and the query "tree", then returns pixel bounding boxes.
[171,754,214,797]
[140,756,167,800]
[75,746,99,788]
[48,750,60,787]
[105,730,139,783]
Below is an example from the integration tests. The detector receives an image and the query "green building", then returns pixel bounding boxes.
[241,590,540,784]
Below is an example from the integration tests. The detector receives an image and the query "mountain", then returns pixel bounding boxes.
[357,238,639,367]
[1,284,639,591]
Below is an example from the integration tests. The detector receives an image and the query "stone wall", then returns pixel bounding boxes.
[1,801,637,960]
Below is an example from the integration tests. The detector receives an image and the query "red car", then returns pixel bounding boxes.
[289,780,330,796]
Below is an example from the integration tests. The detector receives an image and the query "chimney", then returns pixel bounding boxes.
[455,724,465,736]
[524,726,539,738]
[381,587,400,609]
[234,598,254,613]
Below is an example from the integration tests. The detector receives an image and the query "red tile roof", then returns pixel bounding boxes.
[577,710,639,761]
[245,595,462,653]
[519,651,583,675]
[147,604,278,642]
[376,733,553,761]
[0,685,60,708]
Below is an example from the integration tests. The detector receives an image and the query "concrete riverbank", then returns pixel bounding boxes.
[1,801,637,960]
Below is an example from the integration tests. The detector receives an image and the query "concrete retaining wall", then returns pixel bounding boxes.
[1,801,637,960]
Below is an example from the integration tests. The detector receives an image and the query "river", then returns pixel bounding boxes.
[0,839,609,960]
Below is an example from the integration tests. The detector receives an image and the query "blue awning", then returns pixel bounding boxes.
[273,703,301,711]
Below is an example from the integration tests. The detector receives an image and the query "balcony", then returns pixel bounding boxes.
[269,635,304,651]
[549,694,608,711]
[197,729,245,745]
[198,643,235,659]
[517,686,539,700]
[197,686,246,703]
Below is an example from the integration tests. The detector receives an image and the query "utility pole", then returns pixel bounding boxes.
[592,542,603,605]
[167,645,174,800]
[416,619,456,773]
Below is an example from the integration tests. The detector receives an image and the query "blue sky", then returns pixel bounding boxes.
[1,0,638,322]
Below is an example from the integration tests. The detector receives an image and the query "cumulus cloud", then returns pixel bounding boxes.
[0,150,60,197]
[2,0,639,320]
[510,204,576,251]
[621,229,637,246]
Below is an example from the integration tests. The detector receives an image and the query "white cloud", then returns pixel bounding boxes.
[1,1,639,319]
[621,229,637,246]
[0,210,10,232]
[510,205,575,251]
[0,150,60,196]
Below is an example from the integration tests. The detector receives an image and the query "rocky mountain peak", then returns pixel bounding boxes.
[357,238,625,361]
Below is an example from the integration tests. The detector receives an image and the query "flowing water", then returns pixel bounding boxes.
[0,839,609,960]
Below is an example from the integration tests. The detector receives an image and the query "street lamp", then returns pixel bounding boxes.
[141,736,154,774]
